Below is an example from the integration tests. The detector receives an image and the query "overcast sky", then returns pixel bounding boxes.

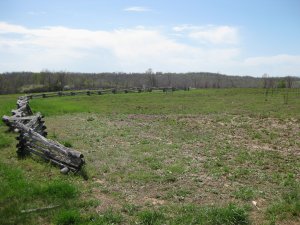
[0,0,299,76]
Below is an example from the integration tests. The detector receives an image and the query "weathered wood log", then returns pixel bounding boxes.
[2,113,44,135]
[26,145,76,171]
[17,99,29,108]
[27,143,80,171]
[11,103,33,117]
[25,114,42,127]
[28,122,47,137]
[13,121,84,171]
[3,115,38,122]
[16,133,29,157]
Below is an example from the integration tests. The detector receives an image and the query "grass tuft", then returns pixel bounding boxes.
[173,203,249,225]
[42,180,78,199]
[122,203,140,216]
[138,210,165,225]
[92,209,123,225]
[63,141,73,148]
[233,187,255,201]
[54,209,81,225]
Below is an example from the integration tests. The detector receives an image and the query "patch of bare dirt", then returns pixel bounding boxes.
[93,188,122,213]
[46,113,300,224]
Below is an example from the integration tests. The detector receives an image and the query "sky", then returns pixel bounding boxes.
[0,0,299,77]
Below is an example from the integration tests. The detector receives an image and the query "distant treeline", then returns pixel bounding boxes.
[0,71,299,94]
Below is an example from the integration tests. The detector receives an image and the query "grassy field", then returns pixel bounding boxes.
[0,88,299,224]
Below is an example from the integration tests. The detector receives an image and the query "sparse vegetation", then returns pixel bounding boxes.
[0,89,299,224]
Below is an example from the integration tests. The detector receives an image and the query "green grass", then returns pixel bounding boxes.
[0,94,21,121]
[169,203,249,225]
[54,210,81,225]
[138,210,165,225]
[25,89,300,118]
[53,208,124,225]
[0,132,13,148]
[233,187,256,201]
[0,162,79,225]
[63,141,73,148]
[1,88,300,224]
[266,182,300,224]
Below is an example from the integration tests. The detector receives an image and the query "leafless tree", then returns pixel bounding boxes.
[285,76,294,88]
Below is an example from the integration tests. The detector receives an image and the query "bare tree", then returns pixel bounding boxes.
[286,76,294,88]
[166,74,173,87]
[262,73,269,88]
[146,68,157,88]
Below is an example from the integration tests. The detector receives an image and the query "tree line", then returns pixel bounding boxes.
[0,71,299,94]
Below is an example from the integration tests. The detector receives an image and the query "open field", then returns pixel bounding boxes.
[0,89,299,224]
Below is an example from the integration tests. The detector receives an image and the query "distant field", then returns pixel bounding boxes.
[0,89,299,224]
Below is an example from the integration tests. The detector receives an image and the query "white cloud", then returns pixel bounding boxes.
[0,22,299,76]
[0,22,28,34]
[0,22,234,72]
[123,6,150,12]
[190,26,238,45]
[173,25,239,45]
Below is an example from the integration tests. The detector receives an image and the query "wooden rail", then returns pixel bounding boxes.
[2,95,84,173]
[25,87,180,99]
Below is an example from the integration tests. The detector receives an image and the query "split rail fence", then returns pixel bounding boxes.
[2,96,85,173]
[2,87,183,173]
